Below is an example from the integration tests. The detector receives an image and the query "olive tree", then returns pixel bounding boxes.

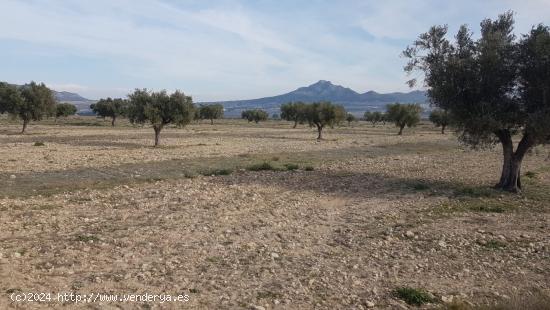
[198,104,224,125]
[385,103,422,135]
[0,82,20,115]
[364,111,383,127]
[128,89,195,147]
[55,102,77,121]
[280,102,306,128]
[404,12,550,192]
[7,82,57,133]
[91,97,128,126]
[241,109,268,123]
[429,109,450,134]
[303,101,346,140]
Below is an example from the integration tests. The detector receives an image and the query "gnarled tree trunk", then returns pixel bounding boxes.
[316,124,323,140]
[441,125,446,134]
[111,116,116,127]
[153,125,163,147]
[495,131,535,193]
[293,120,298,128]
[398,124,405,135]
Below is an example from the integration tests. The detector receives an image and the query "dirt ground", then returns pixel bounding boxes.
[0,118,549,309]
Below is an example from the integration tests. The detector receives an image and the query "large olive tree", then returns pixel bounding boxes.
[128,89,195,147]
[404,12,550,192]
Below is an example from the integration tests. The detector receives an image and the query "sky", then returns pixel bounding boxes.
[1,0,549,101]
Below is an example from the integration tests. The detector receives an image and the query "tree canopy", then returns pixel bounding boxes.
[280,102,307,128]
[364,111,384,127]
[385,103,422,135]
[403,11,550,192]
[346,113,356,126]
[1,81,57,133]
[198,104,224,124]
[429,109,450,134]
[55,103,77,120]
[241,109,268,123]
[128,89,195,147]
[303,101,346,140]
[91,97,128,126]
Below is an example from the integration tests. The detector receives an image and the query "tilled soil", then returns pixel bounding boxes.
[0,120,548,309]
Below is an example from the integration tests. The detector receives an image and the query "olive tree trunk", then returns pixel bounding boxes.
[398,124,405,135]
[316,124,323,140]
[21,119,29,134]
[441,125,446,134]
[293,120,298,128]
[111,116,116,127]
[153,125,163,147]
[495,130,535,192]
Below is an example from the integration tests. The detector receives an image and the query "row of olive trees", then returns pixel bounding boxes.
[280,101,423,135]
[0,81,78,133]
[404,12,550,192]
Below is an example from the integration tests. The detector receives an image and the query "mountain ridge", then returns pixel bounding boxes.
[200,80,428,116]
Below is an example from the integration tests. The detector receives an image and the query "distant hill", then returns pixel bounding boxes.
[200,80,428,117]
[54,91,90,102]
[52,91,96,115]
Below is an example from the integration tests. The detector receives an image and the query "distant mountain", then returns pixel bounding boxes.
[54,91,90,102]
[201,80,428,117]
[51,91,96,115]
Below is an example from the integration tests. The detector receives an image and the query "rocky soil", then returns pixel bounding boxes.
[0,119,548,309]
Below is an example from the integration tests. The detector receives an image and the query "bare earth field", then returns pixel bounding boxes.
[0,117,549,309]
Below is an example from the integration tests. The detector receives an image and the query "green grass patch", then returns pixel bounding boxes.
[284,163,300,171]
[394,287,436,306]
[524,171,537,178]
[33,141,45,147]
[201,168,233,176]
[246,162,279,171]
[411,182,430,191]
[480,239,507,250]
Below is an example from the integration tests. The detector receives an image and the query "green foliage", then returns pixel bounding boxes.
[241,109,268,123]
[55,102,77,119]
[2,81,57,133]
[198,104,224,124]
[0,82,22,114]
[280,101,307,127]
[33,141,45,147]
[303,101,346,139]
[90,97,128,126]
[386,103,422,135]
[127,89,195,146]
[284,163,299,171]
[394,287,436,306]
[246,162,277,171]
[364,111,384,126]
[429,109,450,134]
[404,13,550,192]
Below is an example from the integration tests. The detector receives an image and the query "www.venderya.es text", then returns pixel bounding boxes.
[10,292,190,304]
